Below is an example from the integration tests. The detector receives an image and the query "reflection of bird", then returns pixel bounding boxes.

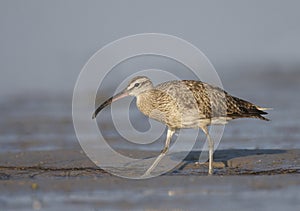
[92,76,270,176]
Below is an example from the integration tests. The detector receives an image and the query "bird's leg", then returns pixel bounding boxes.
[201,126,214,175]
[142,128,175,177]
[207,134,214,175]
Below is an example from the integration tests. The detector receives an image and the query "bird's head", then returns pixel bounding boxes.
[92,76,153,119]
[126,76,153,96]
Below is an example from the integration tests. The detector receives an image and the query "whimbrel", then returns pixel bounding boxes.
[92,76,269,176]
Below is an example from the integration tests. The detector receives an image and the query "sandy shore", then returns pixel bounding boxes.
[1,149,299,178]
[0,149,299,210]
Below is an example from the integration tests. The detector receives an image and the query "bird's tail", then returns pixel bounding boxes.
[255,106,272,121]
[256,107,273,111]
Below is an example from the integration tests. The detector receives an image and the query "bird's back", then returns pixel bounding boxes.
[179,80,269,121]
[136,80,269,129]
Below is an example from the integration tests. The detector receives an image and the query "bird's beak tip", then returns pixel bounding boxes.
[92,90,128,120]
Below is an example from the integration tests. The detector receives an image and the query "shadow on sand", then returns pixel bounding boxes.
[183,149,286,163]
[169,149,288,173]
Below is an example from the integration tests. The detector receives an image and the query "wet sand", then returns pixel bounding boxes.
[1,149,299,179]
[0,149,299,210]
[1,175,300,210]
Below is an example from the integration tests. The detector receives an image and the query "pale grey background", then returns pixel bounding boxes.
[1,0,300,98]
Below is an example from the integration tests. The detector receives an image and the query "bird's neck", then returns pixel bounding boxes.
[136,91,154,115]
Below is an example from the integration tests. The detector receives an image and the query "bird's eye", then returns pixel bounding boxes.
[134,83,140,87]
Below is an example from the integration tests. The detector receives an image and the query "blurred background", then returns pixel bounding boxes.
[1,0,300,97]
[1,0,300,151]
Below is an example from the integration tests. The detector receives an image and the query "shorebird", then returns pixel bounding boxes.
[92,76,269,176]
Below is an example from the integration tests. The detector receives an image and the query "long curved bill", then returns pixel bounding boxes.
[92,90,128,119]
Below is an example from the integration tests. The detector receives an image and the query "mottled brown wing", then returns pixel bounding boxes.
[182,80,269,121]
[225,94,269,121]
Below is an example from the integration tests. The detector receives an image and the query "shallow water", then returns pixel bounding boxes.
[1,175,300,210]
